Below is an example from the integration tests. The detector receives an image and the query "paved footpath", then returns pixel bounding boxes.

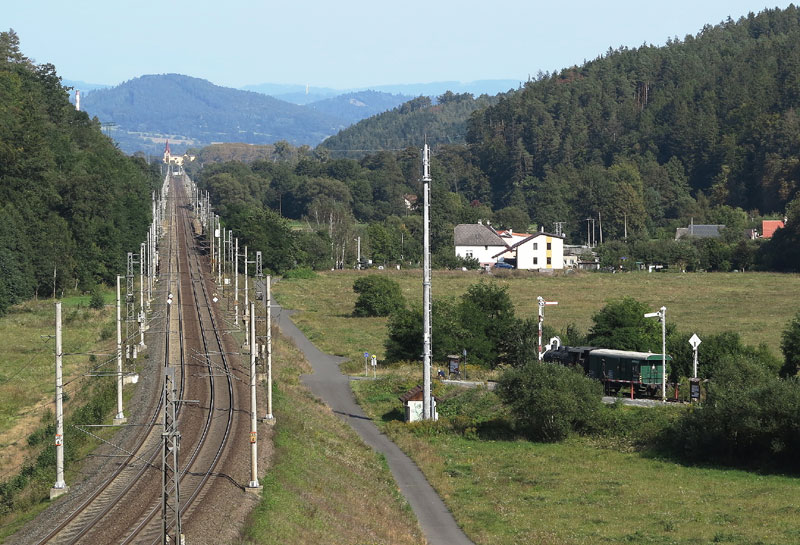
[273,304,475,545]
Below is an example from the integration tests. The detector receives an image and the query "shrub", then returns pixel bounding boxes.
[497,361,603,442]
[89,286,105,310]
[352,275,404,317]
[672,356,800,470]
[779,311,800,377]
[283,266,317,280]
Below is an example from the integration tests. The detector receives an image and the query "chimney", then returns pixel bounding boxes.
[477,219,482,225]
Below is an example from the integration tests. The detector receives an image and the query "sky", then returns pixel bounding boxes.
[3,1,794,90]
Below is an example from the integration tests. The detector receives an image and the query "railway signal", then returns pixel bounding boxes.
[537,296,559,361]
[644,306,667,401]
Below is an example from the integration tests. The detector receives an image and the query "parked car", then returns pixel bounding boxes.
[493,261,514,269]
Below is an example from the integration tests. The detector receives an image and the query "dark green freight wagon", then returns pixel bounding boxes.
[586,349,671,396]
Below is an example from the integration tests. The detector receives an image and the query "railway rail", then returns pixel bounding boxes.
[36,175,241,545]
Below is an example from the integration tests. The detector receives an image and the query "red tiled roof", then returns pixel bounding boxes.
[762,220,784,238]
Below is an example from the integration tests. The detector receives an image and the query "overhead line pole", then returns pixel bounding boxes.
[114,276,126,425]
[422,143,432,420]
[50,302,68,499]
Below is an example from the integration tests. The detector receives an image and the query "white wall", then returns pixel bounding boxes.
[516,235,564,270]
[455,244,507,266]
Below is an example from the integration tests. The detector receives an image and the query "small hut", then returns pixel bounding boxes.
[399,385,438,422]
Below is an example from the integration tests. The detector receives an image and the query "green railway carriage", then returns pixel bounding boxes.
[586,348,671,396]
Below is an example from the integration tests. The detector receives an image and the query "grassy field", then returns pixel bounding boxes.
[274,269,800,372]
[0,293,116,479]
[350,377,800,545]
[242,331,423,545]
[274,270,800,545]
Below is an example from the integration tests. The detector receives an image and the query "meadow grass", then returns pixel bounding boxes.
[0,294,116,474]
[275,270,800,545]
[274,269,800,374]
[242,332,423,545]
[352,378,800,545]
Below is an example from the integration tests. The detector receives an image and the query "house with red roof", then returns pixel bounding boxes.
[762,219,785,239]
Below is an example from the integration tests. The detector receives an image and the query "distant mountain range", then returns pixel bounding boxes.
[78,74,347,155]
[73,75,516,155]
[241,79,520,105]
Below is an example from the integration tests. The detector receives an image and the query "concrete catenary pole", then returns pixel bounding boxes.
[114,276,126,425]
[244,245,249,348]
[217,216,222,286]
[139,242,146,348]
[264,276,274,422]
[50,302,68,499]
[235,237,239,326]
[247,301,261,490]
[422,144,432,420]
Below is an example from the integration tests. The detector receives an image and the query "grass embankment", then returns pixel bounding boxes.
[274,270,800,545]
[0,291,129,541]
[242,332,423,545]
[275,269,800,374]
[353,378,800,545]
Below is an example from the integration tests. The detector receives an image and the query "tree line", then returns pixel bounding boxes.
[189,8,800,273]
[0,30,158,315]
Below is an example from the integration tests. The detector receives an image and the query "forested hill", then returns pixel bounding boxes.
[320,92,502,157]
[81,74,346,155]
[0,30,159,315]
[466,6,800,222]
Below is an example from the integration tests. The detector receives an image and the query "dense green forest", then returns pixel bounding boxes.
[320,92,502,157]
[195,7,800,273]
[0,30,159,315]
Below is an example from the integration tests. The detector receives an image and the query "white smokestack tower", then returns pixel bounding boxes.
[75,90,80,111]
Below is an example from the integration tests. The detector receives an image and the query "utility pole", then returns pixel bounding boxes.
[247,302,262,492]
[243,245,250,349]
[421,143,432,420]
[126,252,135,360]
[217,216,222,286]
[234,237,239,326]
[50,302,68,499]
[161,367,182,544]
[263,276,274,423]
[357,236,361,269]
[114,276,126,425]
[139,242,146,348]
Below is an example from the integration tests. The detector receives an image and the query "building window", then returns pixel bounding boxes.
[533,242,538,250]
[547,242,552,250]
[547,257,552,265]
[533,257,538,265]
[466,250,473,258]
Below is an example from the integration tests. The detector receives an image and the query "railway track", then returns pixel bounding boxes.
[36,175,240,545]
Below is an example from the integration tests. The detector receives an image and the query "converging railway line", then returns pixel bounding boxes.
[33,175,252,545]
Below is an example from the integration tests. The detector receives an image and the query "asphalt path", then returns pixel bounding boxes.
[272,303,475,545]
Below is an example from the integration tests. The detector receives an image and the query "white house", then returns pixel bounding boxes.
[492,231,565,270]
[454,223,509,266]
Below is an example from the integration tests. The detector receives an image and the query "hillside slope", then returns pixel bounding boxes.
[467,6,800,218]
[81,74,345,154]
